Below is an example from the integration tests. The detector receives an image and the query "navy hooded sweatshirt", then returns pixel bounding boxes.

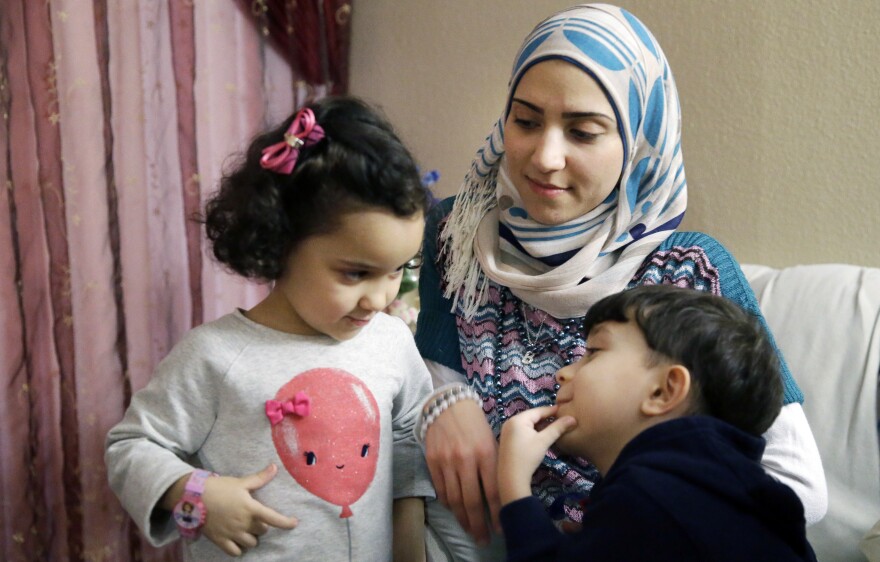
[500,416,817,561]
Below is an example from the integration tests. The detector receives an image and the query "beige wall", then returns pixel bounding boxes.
[349,1,880,268]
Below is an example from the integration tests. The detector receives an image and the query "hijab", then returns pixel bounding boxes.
[441,3,686,319]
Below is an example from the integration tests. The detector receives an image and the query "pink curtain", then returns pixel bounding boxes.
[0,1,347,560]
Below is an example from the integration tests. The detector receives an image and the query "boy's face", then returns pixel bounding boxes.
[553,319,664,471]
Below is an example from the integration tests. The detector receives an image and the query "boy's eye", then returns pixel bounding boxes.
[305,451,317,465]
[360,444,370,457]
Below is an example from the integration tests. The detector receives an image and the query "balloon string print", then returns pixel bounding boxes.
[347,519,352,562]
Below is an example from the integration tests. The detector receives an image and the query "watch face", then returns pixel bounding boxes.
[173,500,205,530]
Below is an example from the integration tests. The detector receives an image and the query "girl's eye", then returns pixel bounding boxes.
[404,253,423,270]
[305,452,317,465]
[343,270,367,282]
[360,444,370,457]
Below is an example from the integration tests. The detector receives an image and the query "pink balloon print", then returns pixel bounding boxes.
[269,368,380,518]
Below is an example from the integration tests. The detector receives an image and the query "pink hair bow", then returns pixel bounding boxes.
[265,391,311,425]
[260,107,325,174]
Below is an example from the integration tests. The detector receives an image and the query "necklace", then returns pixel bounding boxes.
[520,302,547,365]
[488,287,585,422]
[514,297,584,369]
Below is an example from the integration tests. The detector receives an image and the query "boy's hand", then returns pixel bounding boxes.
[201,464,299,556]
[497,406,576,506]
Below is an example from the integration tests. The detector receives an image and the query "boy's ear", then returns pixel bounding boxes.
[641,365,690,416]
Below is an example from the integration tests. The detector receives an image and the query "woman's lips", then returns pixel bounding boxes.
[527,177,567,198]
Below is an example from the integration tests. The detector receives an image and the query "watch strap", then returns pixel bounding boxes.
[173,469,216,539]
[185,469,213,495]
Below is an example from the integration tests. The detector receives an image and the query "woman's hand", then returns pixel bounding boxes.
[424,399,500,544]
[200,464,299,556]
[497,405,576,506]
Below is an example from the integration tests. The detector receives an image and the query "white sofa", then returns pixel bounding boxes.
[743,263,880,561]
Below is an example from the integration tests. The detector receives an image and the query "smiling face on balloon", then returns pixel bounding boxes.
[268,368,380,518]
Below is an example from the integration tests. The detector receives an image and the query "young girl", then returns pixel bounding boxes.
[105,97,434,561]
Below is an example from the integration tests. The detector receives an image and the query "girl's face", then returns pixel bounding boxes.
[252,208,424,341]
[504,59,624,225]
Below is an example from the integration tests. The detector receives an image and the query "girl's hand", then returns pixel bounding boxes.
[497,406,576,506]
[392,497,426,562]
[201,464,299,556]
[424,399,500,545]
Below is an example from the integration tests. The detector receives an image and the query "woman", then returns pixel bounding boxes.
[415,4,826,560]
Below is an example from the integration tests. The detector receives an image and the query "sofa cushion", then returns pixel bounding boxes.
[742,263,880,561]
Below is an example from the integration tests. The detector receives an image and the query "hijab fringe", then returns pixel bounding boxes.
[440,162,499,320]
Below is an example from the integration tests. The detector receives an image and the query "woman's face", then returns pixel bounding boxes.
[503,59,624,225]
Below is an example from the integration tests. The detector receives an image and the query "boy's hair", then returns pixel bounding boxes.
[583,285,783,436]
[204,96,428,280]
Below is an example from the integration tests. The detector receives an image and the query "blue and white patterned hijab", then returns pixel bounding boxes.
[441,3,686,319]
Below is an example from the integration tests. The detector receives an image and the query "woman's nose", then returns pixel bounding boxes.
[532,129,566,173]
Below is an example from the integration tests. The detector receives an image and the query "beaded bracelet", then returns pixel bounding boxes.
[415,383,482,444]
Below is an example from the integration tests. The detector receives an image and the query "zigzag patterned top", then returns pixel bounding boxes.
[416,200,803,523]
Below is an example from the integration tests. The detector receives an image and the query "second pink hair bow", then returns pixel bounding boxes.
[260,107,325,174]
[265,391,311,425]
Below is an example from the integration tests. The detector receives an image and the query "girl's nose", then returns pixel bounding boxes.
[360,287,387,312]
[360,280,397,312]
[532,129,566,173]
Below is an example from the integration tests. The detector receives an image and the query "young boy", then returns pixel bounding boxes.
[498,285,816,561]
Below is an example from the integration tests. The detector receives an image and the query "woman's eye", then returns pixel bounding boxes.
[571,128,599,141]
[514,117,539,129]
[360,444,370,457]
[305,452,317,465]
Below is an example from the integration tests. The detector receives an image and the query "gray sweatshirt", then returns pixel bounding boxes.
[105,310,434,561]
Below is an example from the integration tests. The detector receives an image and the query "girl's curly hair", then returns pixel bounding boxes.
[204,96,428,280]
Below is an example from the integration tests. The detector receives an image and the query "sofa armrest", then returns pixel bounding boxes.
[742,263,880,560]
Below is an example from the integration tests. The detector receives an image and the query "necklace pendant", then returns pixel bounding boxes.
[522,350,535,365]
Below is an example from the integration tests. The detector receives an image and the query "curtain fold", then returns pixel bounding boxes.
[0,1,351,560]
[239,0,353,95]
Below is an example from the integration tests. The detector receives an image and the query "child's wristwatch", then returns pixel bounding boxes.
[172,469,215,539]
